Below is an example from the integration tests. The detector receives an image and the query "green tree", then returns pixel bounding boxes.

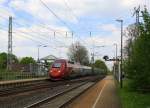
[0,52,18,69]
[94,59,108,72]
[124,9,150,90]
[20,57,36,65]
[0,52,7,69]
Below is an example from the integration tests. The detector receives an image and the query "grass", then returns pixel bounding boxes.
[119,79,150,108]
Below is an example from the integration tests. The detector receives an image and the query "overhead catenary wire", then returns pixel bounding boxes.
[0,19,66,47]
[0,15,8,20]
[1,14,120,35]
[13,27,69,47]
[0,27,8,43]
[13,32,65,49]
[0,11,107,53]
[11,14,71,35]
[1,24,103,53]
[12,19,70,46]
[39,0,74,32]
[13,30,49,44]
[0,18,110,49]
[0,22,97,44]
[0,15,87,57]
[13,22,51,41]
[13,19,64,35]
[13,16,73,40]
[13,28,68,48]
[63,0,79,22]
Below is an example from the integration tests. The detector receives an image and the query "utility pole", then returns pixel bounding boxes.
[90,32,94,63]
[37,45,40,62]
[133,6,140,38]
[120,20,123,88]
[116,19,123,88]
[7,16,13,71]
[72,31,74,45]
[133,6,140,24]
[113,43,118,62]
[90,31,94,73]
[91,52,94,73]
[66,31,67,37]
[37,45,47,62]
[114,43,118,80]
[54,31,55,38]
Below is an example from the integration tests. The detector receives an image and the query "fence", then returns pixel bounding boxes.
[0,63,50,81]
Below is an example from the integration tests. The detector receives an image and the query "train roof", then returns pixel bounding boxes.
[54,59,90,68]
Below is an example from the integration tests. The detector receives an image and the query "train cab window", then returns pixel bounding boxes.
[52,63,61,68]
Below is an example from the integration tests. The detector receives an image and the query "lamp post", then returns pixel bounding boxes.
[116,19,123,88]
[114,43,118,62]
[37,45,47,62]
[92,45,105,63]
[114,43,118,81]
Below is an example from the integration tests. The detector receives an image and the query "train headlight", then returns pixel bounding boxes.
[58,70,61,73]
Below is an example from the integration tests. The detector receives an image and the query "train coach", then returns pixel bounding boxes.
[49,59,104,80]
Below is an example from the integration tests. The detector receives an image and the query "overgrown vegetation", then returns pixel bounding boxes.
[119,80,150,108]
[124,9,150,91]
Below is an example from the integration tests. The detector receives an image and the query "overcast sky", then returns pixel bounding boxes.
[0,0,150,69]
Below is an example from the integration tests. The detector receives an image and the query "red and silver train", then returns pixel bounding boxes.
[49,59,103,80]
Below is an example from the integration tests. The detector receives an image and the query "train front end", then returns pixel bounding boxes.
[49,60,66,80]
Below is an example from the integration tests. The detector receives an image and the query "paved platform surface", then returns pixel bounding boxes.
[67,75,122,108]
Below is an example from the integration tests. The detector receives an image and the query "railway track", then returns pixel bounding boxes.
[0,80,51,96]
[25,76,105,108]
[0,76,102,97]
[25,81,95,108]
[0,75,105,108]
[0,80,76,97]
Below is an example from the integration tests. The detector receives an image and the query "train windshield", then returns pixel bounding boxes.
[52,63,62,68]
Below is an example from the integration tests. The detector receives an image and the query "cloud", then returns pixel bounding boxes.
[0,29,8,51]
[0,0,5,4]
[9,0,78,24]
[0,0,147,69]
[9,0,143,24]
[98,24,119,32]
[0,6,15,19]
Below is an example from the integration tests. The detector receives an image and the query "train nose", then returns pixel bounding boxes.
[50,69,61,78]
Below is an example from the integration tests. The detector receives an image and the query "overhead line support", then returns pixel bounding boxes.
[7,16,13,71]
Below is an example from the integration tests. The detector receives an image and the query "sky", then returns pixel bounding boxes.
[0,0,150,69]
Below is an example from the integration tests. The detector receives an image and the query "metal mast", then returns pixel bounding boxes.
[7,16,13,71]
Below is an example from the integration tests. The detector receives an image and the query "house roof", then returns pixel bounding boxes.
[40,55,57,60]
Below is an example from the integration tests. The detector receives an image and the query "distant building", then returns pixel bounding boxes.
[40,55,57,63]
[35,55,58,76]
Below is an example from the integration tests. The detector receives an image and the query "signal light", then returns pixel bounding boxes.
[103,55,109,61]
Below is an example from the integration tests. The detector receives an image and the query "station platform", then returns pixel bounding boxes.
[67,75,122,108]
[0,77,49,85]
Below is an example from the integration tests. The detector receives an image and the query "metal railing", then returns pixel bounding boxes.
[0,63,49,81]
